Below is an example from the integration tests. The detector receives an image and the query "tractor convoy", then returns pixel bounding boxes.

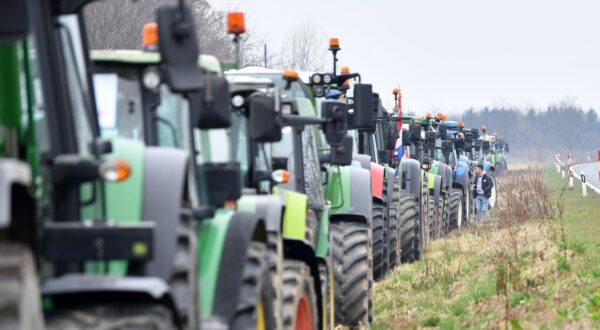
[0,1,509,329]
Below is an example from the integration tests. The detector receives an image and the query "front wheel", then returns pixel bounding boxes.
[231,241,276,330]
[282,260,318,330]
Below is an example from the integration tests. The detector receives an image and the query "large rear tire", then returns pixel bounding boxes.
[331,221,370,327]
[448,189,463,231]
[372,202,385,281]
[385,181,400,271]
[282,260,318,330]
[231,241,277,330]
[0,243,44,330]
[399,192,418,263]
[427,198,436,242]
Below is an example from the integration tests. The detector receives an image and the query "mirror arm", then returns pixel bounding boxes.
[282,114,327,127]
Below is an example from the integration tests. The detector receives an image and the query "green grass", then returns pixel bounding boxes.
[371,165,600,329]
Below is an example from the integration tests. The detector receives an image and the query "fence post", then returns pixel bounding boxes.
[581,174,588,197]
[569,169,573,189]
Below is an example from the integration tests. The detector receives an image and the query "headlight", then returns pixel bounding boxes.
[323,74,332,84]
[142,67,161,90]
[231,95,245,107]
[313,86,325,98]
[312,74,322,85]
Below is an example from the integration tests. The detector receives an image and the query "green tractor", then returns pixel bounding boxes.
[226,66,374,327]
[308,41,421,278]
[0,1,274,329]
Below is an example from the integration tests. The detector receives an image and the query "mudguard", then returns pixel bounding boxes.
[432,175,443,205]
[328,165,372,225]
[370,163,384,199]
[437,162,453,190]
[237,194,284,234]
[212,212,267,322]
[400,158,421,197]
[0,159,31,227]
[352,154,371,170]
[283,238,324,330]
[384,167,396,205]
[143,147,189,281]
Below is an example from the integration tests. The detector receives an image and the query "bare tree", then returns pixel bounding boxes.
[83,0,262,66]
[277,22,326,71]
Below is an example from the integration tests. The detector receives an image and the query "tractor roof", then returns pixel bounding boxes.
[91,50,222,75]
[227,66,312,83]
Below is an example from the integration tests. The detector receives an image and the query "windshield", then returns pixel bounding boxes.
[230,107,270,191]
[94,72,144,141]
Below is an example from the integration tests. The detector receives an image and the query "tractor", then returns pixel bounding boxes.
[1,1,275,329]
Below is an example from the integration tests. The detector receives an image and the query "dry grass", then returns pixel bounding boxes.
[371,168,600,330]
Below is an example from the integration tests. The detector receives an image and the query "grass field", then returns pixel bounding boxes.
[371,165,600,329]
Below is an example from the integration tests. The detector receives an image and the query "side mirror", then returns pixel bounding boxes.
[470,128,479,140]
[409,123,421,142]
[464,131,474,143]
[384,123,398,150]
[194,75,231,129]
[438,124,448,139]
[441,141,452,154]
[352,84,375,132]
[454,139,465,150]
[321,100,347,146]
[326,136,353,166]
[425,131,436,149]
[248,94,282,142]
[156,4,203,92]
[401,129,411,146]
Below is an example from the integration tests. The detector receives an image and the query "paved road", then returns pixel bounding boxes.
[572,162,600,194]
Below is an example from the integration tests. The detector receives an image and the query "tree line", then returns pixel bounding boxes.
[455,100,600,161]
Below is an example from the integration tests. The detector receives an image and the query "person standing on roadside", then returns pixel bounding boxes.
[473,164,493,222]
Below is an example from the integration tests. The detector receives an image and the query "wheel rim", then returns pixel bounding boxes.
[295,294,312,330]
[256,299,266,330]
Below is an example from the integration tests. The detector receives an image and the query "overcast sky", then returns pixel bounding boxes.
[208,0,600,116]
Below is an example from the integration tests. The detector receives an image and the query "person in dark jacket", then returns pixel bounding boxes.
[473,164,493,222]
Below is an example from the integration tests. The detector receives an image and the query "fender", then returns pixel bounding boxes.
[400,158,421,197]
[384,167,396,206]
[437,163,452,190]
[238,194,284,234]
[327,166,372,222]
[352,154,371,170]
[42,275,180,326]
[370,163,385,199]
[212,212,267,322]
[432,175,443,206]
[283,238,324,330]
[143,147,189,281]
[0,159,31,228]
